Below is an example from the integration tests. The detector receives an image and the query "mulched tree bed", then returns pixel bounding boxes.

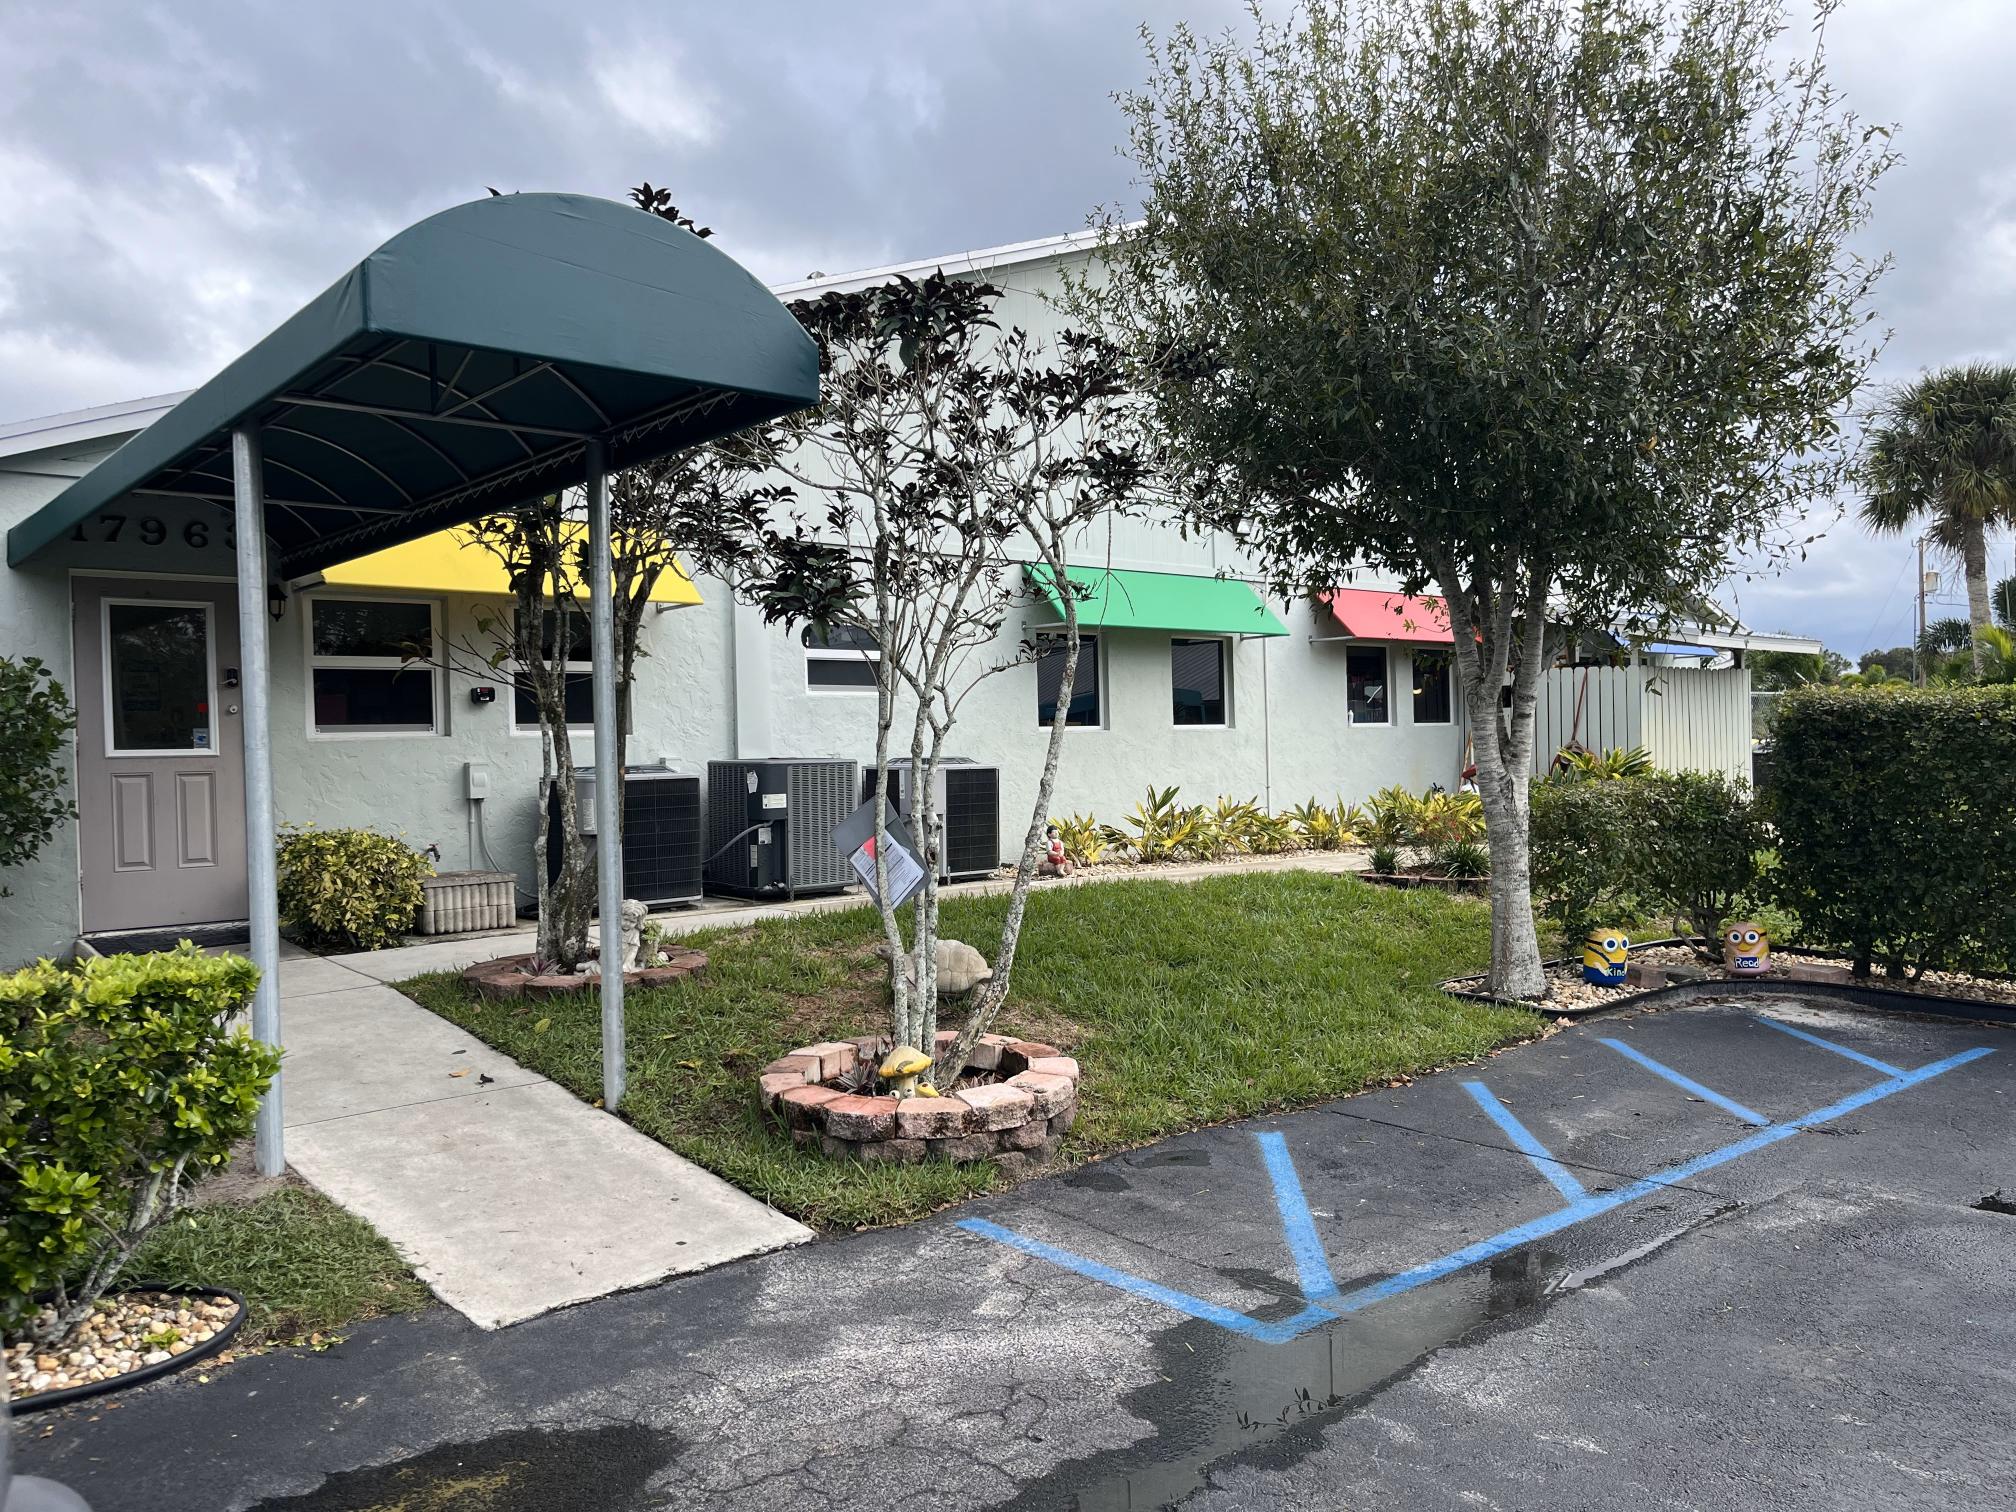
[756,1032,1080,1173]
[6,1286,244,1413]
[1444,937,2016,1023]
[462,947,707,1000]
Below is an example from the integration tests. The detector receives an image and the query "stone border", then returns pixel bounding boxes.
[757,1032,1080,1172]
[8,1285,245,1415]
[1442,938,2016,1026]
[462,948,707,1000]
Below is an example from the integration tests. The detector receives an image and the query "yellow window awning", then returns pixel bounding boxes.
[313,526,703,606]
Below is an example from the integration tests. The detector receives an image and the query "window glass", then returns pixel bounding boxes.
[804,623,881,690]
[1036,635,1101,727]
[1171,638,1227,726]
[309,598,437,733]
[520,608,592,662]
[1412,649,1453,724]
[514,673,594,728]
[108,602,211,752]
[314,669,436,733]
[1347,645,1390,725]
[312,600,433,659]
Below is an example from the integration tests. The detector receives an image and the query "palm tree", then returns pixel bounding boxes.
[1863,363,2016,678]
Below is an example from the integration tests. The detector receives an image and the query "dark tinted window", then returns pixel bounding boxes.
[1171,638,1226,726]
[804,623,880,689]
[1412,649,1452,724]
[514,672,595,727]
[1348,646,1389,724]
[312,600,433,659]
[314,668,436,733]
[1036,635,1101,726]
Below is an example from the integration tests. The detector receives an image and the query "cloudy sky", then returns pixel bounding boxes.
[4,0,2011,656]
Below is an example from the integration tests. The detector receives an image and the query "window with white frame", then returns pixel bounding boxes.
[1035,634,1102,727]
[1411,648,1453,724]
[512,607,596,729]
[1347,644,1390,725]
[804,623,880,690]
[1171,637,1228,727]
[308,598,439,735]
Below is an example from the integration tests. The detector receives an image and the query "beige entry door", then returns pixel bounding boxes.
[72,577,249,932]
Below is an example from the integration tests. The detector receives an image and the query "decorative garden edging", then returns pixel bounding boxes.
[462,948,707,1000]
[1359,872,1489,895]
[1443,938,2016,1026]
[758,1032,1080,1172]
[7,1285,246,1415]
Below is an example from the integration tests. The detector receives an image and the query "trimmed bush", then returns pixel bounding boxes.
[1772,685,2016,976]
[1529,778,1643,948]
[0,945,278,1344]
[276,825,432,951]
[0,654,77,897]
[1632,772,1768,958]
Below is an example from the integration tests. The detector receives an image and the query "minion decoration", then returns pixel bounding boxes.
[1723,923,1770,976]
[1582,931,1630,986]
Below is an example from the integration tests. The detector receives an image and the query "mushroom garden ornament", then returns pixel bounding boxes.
[878,1044,934,1099]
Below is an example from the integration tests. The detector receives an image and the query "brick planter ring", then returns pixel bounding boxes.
[759,1032,1080,1173]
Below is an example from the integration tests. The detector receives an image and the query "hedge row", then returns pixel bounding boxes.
[1771,684,2016,976]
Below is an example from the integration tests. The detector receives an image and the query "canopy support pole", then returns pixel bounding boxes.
[232,426,286,1176]
[586,438,626,1112]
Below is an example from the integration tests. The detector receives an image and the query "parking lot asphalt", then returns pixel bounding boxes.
[16,993,2015,1511]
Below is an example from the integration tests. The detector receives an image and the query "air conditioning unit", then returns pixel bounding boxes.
[705,758,859,899]
[861,757,1003,882]
[544,764,703,907]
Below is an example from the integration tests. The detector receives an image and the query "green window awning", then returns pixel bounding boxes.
[1026,565,1288,638]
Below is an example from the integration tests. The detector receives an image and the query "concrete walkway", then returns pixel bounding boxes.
[273,945,810,1329]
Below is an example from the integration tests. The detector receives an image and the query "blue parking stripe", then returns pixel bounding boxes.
[1599,1037,1772,1125]
[953,1218,1338,1343]
[1257,1131,1341,1303]
[960,1046,1995,1344]
[1461,1081,1588,1201]
[1754,1015,1904,1076]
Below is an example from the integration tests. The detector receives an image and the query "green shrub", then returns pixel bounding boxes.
[1429,838,1491,879]
[1529,778,1643,948]
[1632,772,1768,956]
[0,945,278,1344]
[1049,812,1107,866]
[1545,745,1653,783]
[0,655,77,897]
[1100,786,1198,863]
[276,825,432,950]
[1772,685,2016,976]
[1363,786,1423,848]
[1367,843,1402,876]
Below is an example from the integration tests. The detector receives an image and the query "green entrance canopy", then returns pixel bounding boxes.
[1027,565,1288,638]
[7,193,819,575]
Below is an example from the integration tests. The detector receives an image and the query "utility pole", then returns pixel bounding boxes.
[1914,534,1927,686]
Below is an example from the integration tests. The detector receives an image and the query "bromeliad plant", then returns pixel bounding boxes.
[0,946,279,1345]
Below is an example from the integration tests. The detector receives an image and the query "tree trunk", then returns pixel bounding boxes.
[1962,516,1992,677]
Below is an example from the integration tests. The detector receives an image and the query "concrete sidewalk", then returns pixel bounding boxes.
[273,949,810,1328]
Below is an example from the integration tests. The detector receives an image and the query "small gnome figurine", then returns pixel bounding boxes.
[1040,823,1074,877]
[1722,922,1771,976]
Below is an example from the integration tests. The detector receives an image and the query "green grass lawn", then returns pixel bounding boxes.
[401,870,1540,1230]
[123,1187,433,1347]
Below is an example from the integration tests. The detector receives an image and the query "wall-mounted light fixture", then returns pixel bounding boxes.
[268,583,287,621]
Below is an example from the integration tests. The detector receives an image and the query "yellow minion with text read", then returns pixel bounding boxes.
[1723,923,1770,976]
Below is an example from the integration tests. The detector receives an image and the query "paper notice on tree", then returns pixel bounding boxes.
[850,833,926,910]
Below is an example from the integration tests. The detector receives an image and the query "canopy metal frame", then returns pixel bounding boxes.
[11,193,819,1174]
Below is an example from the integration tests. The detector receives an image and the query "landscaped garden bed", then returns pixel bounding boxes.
[401,869,1538,1230]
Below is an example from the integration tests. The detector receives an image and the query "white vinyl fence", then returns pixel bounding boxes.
[1530,663,1753,782]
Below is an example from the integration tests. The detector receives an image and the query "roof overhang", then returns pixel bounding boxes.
[7,193,819,577]
[1025,565,1288,638]
[1634,625,1822,656]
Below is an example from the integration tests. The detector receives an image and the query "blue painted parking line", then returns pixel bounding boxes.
[1257,1130,1342,1304]
[1599,1037,1772,1126]
[958,1044,1994,1345]
[1461,1081,1587,1201]
[1754,1015,1905,1076]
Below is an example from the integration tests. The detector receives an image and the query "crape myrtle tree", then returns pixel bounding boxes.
[678,273,1151,1083]
[1080,0,1891,996]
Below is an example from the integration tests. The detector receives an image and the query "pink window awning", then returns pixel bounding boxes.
[1321,588,1453,644]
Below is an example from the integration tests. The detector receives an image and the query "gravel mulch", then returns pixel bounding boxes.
[5,1290,239,1401]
